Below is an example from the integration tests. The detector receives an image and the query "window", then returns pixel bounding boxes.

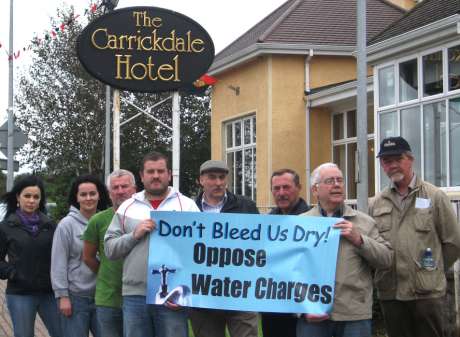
[378,101,459,189]
[449,45,460,91]
[450,98,460,186]
[424,101,447,186]
[379,66,395,107]
[379,111,397,188]
[400,106,421,175]
[225,116,256,200]
[423,51,443,96]
[379,111,397,140]
[399,59,418,102]
[332,108,375,200]
[378,45,460,108]
[375,43,460,190]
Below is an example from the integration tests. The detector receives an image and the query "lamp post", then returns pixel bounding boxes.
[356,0,368,211]
[101,0,119,180]
[7,0,14,191]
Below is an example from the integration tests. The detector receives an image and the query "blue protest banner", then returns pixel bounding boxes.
[146,211,341,314]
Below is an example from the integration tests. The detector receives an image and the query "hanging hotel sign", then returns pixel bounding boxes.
[77,7,215,93]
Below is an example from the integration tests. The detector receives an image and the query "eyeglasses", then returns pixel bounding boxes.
[320,177,344,185]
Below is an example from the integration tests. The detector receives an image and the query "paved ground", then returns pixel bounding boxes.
[0,280,49,337]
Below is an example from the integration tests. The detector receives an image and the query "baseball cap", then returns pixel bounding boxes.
[376,136,412,158]
[199,160,229,175]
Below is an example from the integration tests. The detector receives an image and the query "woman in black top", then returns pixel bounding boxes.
[0,175,61,337]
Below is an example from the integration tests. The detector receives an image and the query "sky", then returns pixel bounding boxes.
[0,0,287,124]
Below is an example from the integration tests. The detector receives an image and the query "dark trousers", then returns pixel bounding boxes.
[380,298,444,337]
[189,308,258,337]
[296,319,371,337]
[261,313,297,337]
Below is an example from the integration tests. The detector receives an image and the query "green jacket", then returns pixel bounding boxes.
[301,205,392,321]
[369,177,460,300]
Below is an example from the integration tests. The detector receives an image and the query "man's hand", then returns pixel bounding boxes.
[82,241,100,274]
[59,297,72,317]
[303,313,329,322]
[164,301,181,311]
[133,219,156,240]
[334,220,363,247]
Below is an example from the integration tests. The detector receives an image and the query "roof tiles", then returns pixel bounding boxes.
[370,0,460,44]
[215,0,405,63]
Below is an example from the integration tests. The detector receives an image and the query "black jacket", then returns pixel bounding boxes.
[196,190,259,214]
[269,198,311,215]
[0,212,56,294]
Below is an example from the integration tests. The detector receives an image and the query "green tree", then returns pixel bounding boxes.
[14,6,210,203]
[179,94,210,197]
[15,6,106,175]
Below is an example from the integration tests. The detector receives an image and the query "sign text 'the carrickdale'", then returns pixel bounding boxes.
[90,11,206,82]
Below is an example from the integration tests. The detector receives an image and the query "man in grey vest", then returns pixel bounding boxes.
[370,136,460,337]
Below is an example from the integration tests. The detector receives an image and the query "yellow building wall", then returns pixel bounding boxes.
[211,57,270,209]
[387,0,415,10]
[211,55,307,210]
[309,107,332,203]
[270,55,308,208]
[211,54,366,208]
[309,56,374,89]
[310,56,357,89]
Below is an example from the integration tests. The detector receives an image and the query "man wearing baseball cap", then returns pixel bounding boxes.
[189,159,259,337]
[370,136,460,337]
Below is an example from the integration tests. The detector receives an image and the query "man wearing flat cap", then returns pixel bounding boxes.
[369,136,460,337]
[189,159,259,337]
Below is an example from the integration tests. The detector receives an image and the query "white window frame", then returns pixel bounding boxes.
[375,40,460,192]
[331,108,374,201]
[397,55,420,105]
[224,115,256,200]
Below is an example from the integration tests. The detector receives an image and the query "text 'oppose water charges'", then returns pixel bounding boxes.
[147,212,341,314]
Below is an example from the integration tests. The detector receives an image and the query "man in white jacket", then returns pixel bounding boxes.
[104,151,199,337]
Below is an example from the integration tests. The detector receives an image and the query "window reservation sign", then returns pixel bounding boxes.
[77,7,215,93]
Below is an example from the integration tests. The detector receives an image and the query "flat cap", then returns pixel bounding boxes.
[377,136,412,158]
[200,160,229,174]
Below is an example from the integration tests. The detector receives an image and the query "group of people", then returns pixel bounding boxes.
[0,173,111,337]
[0,136,459,337]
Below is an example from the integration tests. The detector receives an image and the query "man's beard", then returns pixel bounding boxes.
[389,172,405,183]
[146,184,169,197]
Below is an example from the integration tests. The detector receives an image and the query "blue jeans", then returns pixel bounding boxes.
[6,293,61,337]
[296,319,371,337]
[123,295,188,337]
[96,306,123,337]
[60,294,100,337]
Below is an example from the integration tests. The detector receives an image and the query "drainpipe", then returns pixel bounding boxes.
[305,49,313,204]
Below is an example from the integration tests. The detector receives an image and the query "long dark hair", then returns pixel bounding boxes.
[1,175,47,217]
[67,175,110,211]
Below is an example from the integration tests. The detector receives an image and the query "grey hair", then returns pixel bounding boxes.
[403,151,414,160]
[310,162,340,185]
[106,169,136,190]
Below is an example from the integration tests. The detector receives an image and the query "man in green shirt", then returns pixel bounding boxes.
[82,169,137,337]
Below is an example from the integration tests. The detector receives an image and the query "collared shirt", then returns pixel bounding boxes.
[318,203,344,218]
[270,198,311,215]
[201,193,227,213]
[390,173,416,209]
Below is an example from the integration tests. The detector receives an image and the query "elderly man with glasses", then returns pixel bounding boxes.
[297,162,393,337]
